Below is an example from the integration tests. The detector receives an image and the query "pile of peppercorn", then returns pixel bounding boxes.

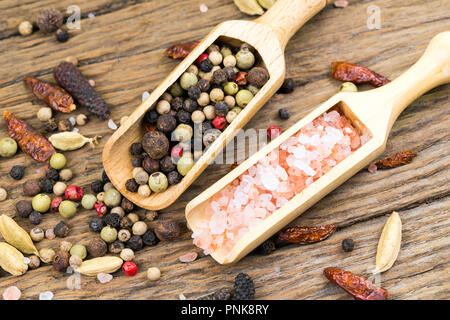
[127,42,269,195]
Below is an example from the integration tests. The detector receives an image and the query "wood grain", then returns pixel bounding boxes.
[0,0,448,299]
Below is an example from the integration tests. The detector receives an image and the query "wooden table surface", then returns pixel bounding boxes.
[0,0,449,300]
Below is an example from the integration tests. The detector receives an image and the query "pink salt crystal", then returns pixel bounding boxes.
[333,0,349,8]
[368,163,378,173]
[97,273,113,283]
[3,286,21,300]
[45,228,55,240]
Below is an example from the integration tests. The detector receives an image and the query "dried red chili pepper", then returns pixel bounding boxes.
[323,267,389,300]
[278,225,336,244]
[23,77,76,113]
[3,111,55,162]
[374,150,417,169]
[164,41,200,59]
[233,71,248,86]
[330,61,390,87]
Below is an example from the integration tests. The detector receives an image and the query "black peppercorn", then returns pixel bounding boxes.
[154,219,181,241]
[214,101,229,117]
[127,235,143,251]
[16,200,33,218]
[91,180,104,194]
[183,98,198,113]
[258,240,276,255]
[102,170,110,183]
[171,97,185,111]
[145,109,159,124]
[187,86,200,101]
[142,131,170,160]
[142,156,160,174]
[197,79,210,92]
[41,179,55,194]
[212,69,227,85]
[342,238,355,252]
[54,221,70,238]
[44,119,58,132]
[120,216,133,229]
[278,78,295,94]
[156,114,177,133]
[159,156,176,173]
[130,142,143,156]
[29,211,42,225]
[89,216,105,233]
[55,28,69,42]
[125,178,139,192]
[200,121,213,134]
[104,213,121,228]
[23,179,42,197]
[121,198,134,213]
[58,119,73,132]
[46,168,60,181]
[278,108,291,120]
[199,59,213,72]
[109,241,124,254]
[131,157,143,167]
[223,66,236,81]
[167,171,181,185]
[10,165,25,180]
[142,230,159,246]
[176,110,191,124]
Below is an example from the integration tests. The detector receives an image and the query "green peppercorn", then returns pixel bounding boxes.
[177,154,195,176]
[81,194,97,209]
[169,82,184,97]
[32,194,51,213]
[103,188,122,207]
[224,82,239,96]
[148,172,168,193]
[246,84,259,96]
[49,153,66,170]
[58,200,77,218]
[339,82,358,92]
[179,72,198,90]
[235,89,254,107]
[220,46,232,57]
[0,138,17,157]
[70,244,87,259]
[100,226,118,243]
[172,124,193,142]
[235,48,255,70]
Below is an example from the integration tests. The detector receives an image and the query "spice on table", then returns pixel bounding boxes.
[0,188,7,202]
[23,179,42,197]
[37,107,52,121]
[60,241,73,252]
[279,225,337,244]
[78,256,123,276]
[29,211,42,225]
[54,221,70,237]
[39,248,56,264]
[341,238,354,252]
[154,219,181,241]
[49,153,66,170]
[10,165,25,180]
[122,261,138,276]
[53,62,111,119]
[233,0,264,16]
[24,77,76,113]
[0,242,28,276]
[70,244,87,259]
[232,273,255,300]
[258,239,276,255]
[127,235,143,251]
[104,213,120,229]
[69,255,82,267]
[18,21,33,36]
[87,238,108,257]
[59,168,73,181]
[55,28,69,42]
[109,241,124,254]
[278,108,291,120]
[278,78,296,94]
[89,216,106,233]
[323,267,389,300]
[58,200,77,219]
[339,82,358,92]
[53,250,70,272]
[0,215,39,255]
[374,211,402,274]
[101,226,118,243]
[197,288,232,300]
[2,286,22,300]
[3,111,55,162]
[30,228,45,242]
[51,197,63,212]
[330,61,390,87]
[147,267,161,280]
[164,41,200,59]
[373,150,418,169]
[36,7,63,33]
[142,230,158,246]
[266,125,281,139]
[65,185,84,201]
[0,137,18,157]
[49,131,100,151]
[28,255,41,269]
[179,252,198,263]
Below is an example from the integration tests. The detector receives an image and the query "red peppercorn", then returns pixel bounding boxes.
[196,53,208,66]
[65,185,84,201]
[233,71,248,86]
[122,261,137,276]
[51,197,63,212]
[212,116,226,130]
[171,145,183,159]
[267,125,281,139]
[94,201,107,217]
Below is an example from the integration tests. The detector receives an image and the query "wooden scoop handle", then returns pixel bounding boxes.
[256,0,331,49]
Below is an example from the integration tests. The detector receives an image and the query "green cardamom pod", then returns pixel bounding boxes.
[0,215,39,256]
[234,0,265,15]
[257,0,276,10]
[0,242,28,276]
[49,132,100,151]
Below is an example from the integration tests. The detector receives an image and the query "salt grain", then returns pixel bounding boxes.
[72,127,79,133]
[142,91,150,102]
[179,294,186,300]
[45,228,55,240]
[199,4,208,12]
[3,286,21,300]
[368,163,378,173]
[68,117,76,126]
[333,0,349,8]
[108,119,118,130]
[23,257,30,264]
[88,12,95,18]
[39,291,54,300]
[88,79,95,87]
[97,273,113,283]
[179,252,198,263]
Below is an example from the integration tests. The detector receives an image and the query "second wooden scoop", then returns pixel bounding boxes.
[186,32,450,264]
[103,0,332,210]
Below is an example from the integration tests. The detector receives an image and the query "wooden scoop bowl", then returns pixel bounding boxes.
[186,32,450,264]
[103,0,332,210]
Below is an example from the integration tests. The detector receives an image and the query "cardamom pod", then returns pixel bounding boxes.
[373,211,402,274]
[0,242,28,276]
[0,215,39,256]
[257,0,276,10]
[78,256,123,276]
[48,132,100,151]
[234,0,265,15]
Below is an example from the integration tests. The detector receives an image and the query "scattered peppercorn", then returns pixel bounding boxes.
[232,273,255,300]
[87,238,107,257]
[142,230,159,246]
[104,213,121,228]
[28,255,41,269]
[29,211,42,225]
[278,78,295,94]
[125,178,139,192]
[127,235,143,251]
[10,165,25,180]
[154,219,181,241]
[53,250,70,272]
[89,216,105,233]
[198,288,232,300]
[16,200,33,218]
[267,125,281,139]
[70,244,87,259]
[30,228,45,242]
[121,198,134,213]
[120,216,133,229]
[41,179,55,194]
[36,7,63,33]
[65,185,84,201]
[122,261,138,276]
[58,200,77,218]
[101,226,118,243]
[247,67,269,88]
[258,239,276,255]
[91,180,104,194]
[279,108,291,120]
[118,229,131,242]
[23,179,41,197]
[55,28,69,42]
[32,194,51,213]
[58,119,73,132]
[46,168,60,181]
[54,221,70,238]
[109,241,125,254]
[342,238,355,252]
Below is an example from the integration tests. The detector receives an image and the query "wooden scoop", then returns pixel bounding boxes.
[185,32,450,264]
[103,0,332,210]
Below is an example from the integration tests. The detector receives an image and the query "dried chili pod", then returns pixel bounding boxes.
[53,62,110,119]
[323,267,389,300]
[374,150,417,169]
[330,61,390,87]
[3,111,55,162]
[278,225,336,244]
[23,77,76,113]
[164,41,200,59]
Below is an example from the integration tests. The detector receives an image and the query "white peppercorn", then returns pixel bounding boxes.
[97,192,105,201]
[103,182,114,192]
[81,194,96,209]
[172,124,193,142]
[224,95,236,108]
[132,221,148,236]
[120,248,135,261]
[53,181,67,196]
[223,55,236,67]
[132,167,145,177]
[0,188,7,202]
[156,100,171,114]
[76,114,88,126]
[60,240,73,252]
[127,213,139,224]
[186,64,198,75]
[161,92,173,103]
[226,110,238,123]
[134,170,149,185]
[37,107,52,121]
[138,184,151,197]
[180,72,198,90]
[191,110,205,123]
[236,48,255,69]
[197,92,210,106]
[59,169,73,181]
[203,105,215,120]
[220,46,232,57]
[69,255,82,267]
[39,248,56,264]
[210,88,224,103]
[118,229,131,242]
[147,267,161,280]
[30,228,44,242]
[208,51,223,66]
[18,21,33,36]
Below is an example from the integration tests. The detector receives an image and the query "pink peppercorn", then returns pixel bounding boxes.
[196,53,208,66]
[65,185,84,201]
[122,261,137,276]
[51,197,63,212]
[212,116,226,130]
[171,145,183,159]
[267,125,281,139]
[94,201,107,217]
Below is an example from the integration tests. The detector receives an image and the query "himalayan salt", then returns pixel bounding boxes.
[193,111,369,255]
[39,291,54,300]
[3,286,21,300]
[179,252,198,263]
[368,163,378,173]
[97,273,113,283]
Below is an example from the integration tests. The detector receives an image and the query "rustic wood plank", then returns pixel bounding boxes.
[0,0,448,299]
